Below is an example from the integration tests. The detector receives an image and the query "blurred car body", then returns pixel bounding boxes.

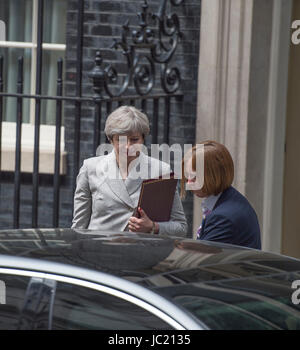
[0,228,300,330]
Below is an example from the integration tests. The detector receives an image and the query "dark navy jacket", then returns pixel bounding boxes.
[198,186,261,249]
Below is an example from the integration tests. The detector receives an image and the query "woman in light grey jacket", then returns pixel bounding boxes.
[72,106,187,237]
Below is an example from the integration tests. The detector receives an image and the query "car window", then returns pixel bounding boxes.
[51,281,173,330]
[174,295,277,330]
[0,272,173,330]
[0,274,30,329]
[173,273,300,330]
[217,275,300,330]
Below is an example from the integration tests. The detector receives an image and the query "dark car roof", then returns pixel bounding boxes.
[0,228,299,283]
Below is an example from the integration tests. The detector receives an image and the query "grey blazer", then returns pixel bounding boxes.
[71,151,188,237]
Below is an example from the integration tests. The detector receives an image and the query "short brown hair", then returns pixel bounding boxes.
[181,140,234,197]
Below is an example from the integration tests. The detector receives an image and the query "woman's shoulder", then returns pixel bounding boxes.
[83,155,102,166]
[83,153,112,167]
[214,186,257,217]
[81,154,112,176]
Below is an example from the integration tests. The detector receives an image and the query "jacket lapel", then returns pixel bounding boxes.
[200,217,207,236]
[201,186,234,234]
[104,151,135,209]
[125,152,150,195]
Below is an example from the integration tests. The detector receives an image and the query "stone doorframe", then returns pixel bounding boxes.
[194,0,292,253]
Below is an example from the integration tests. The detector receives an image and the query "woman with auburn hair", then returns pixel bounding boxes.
[181,141,261,249]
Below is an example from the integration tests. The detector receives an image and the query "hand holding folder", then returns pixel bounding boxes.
[133,173,178,222]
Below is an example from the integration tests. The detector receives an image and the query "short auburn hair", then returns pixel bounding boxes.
[181,140,234,197]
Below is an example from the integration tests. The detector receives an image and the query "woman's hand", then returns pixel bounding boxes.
[128,208,153,233]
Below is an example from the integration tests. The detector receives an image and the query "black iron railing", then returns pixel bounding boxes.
[0,0,184,229]
[32,0,44,228]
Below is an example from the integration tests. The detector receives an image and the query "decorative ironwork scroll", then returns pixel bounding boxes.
[89,0,184,97]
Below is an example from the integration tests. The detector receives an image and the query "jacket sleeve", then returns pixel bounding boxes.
[200,214,237,244]
[157,189,188,237]
[71,160,92,229]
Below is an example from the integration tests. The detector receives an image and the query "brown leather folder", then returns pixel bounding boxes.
[134,173,178,222]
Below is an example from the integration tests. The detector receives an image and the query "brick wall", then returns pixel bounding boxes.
[0,0,201,236]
